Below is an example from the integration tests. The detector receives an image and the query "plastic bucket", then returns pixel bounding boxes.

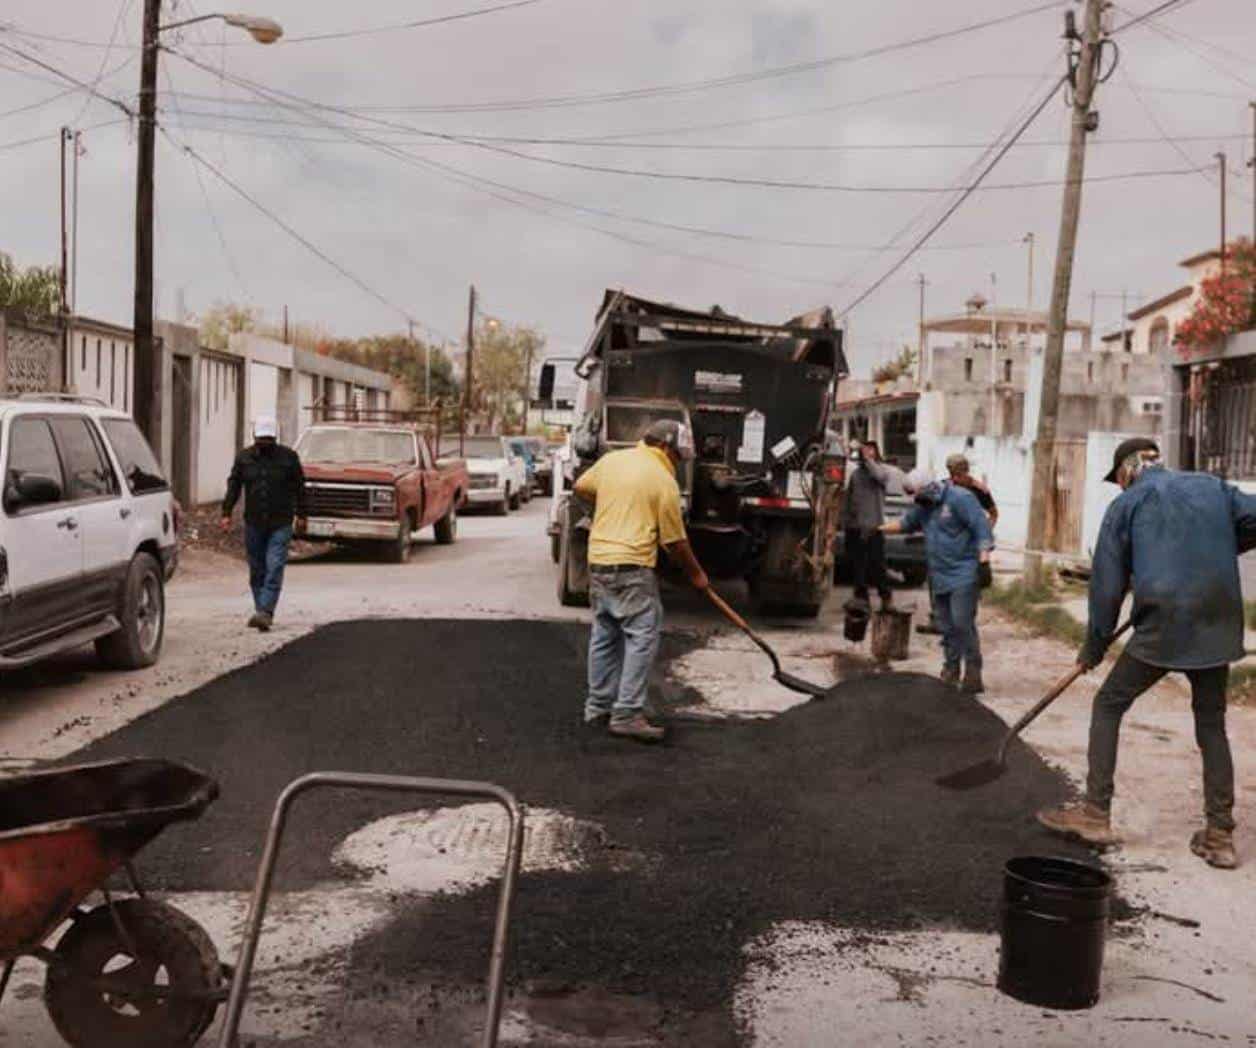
[843,608,869,642]
[997,856,1111,1010]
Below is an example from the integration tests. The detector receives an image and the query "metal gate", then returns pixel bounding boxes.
[1184,357,1256,481]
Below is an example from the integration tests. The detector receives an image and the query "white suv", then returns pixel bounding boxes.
[0,395,178,671]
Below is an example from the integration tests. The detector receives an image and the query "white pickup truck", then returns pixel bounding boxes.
[456,435,529,515]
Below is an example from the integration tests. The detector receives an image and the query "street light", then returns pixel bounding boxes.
[132,3,282,447]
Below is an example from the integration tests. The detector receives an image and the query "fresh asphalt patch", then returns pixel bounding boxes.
[73,618,1092,1041]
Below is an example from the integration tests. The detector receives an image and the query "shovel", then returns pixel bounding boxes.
[704,588,831,699]
[936,620,1132,790]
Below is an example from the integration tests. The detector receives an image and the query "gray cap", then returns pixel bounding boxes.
[643,418,694,460]
[945,453,969,475]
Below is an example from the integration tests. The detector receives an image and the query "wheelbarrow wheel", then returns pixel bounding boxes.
[45,899,221,1048]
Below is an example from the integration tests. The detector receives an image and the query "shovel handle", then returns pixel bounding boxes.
[995,619,1132,764]
[705,588,777,662]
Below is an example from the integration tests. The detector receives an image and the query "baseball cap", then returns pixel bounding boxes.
[643,418,694,461]
[253,415,278,440]
[945,453,970,475]
[1103,437,1159,484]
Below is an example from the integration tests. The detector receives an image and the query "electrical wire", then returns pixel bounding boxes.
[278,0,544,45]
[0,84,79,120]
[838,75,1069,317]
[0,117,126,154]
[0,41,134,117]
[1111,0,1202,34]
[69,0,135,125]
[1113,3,1255,91]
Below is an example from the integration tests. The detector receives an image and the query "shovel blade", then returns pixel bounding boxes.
[935,758,1006,791]
[774,670,832,699]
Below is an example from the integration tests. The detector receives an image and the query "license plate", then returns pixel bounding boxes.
[306,521,334,538]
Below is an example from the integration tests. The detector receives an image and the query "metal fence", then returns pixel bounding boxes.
[1186,357,1256,481]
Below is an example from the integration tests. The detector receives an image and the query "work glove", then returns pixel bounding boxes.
[977,561,993,589]
[1076,648,1101,673]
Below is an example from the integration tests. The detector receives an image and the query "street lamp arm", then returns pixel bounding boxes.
[158,12,283,43]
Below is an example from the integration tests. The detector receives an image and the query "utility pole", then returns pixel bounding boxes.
[1024,0,1104,586]
[1214,150,1227,272]
[133,0,160,440]
[1120,288,1128,349]
[1024,232,1035,349]
[1248,102,1255,244]
[915,274,928,387]
[989,271,998,434]
[463,284,476,432]
[71,130,81,314]
[59,127,71,389]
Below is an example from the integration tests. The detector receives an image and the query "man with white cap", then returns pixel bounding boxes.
[574,418,709,742]
[221,416,307,631]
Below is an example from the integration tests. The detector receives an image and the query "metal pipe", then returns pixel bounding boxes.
[217,772,524,1048]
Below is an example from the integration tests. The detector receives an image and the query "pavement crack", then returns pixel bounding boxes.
[1132,975,1226,1004]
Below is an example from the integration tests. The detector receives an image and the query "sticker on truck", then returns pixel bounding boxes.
[737,410,766,463]
[695,370,744,394]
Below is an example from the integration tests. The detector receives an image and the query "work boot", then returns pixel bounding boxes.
[879,591,894,611]
[609,715,666,744]
[255,612,273,633]
[940,664,960,688]
[1036,802,1118,847]
[583,713,610,731]
[917,618,942,636]
[960,667,984,695]
[1190,826,1238,869]
[247,611,266,630]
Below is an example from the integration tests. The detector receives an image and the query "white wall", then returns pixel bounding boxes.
[921,435,1033,551]
[248,361,280,432]
[297,373,317,440]
[196,355,240,504]
[69,327,133,412]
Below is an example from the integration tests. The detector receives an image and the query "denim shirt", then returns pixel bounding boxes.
[1084,466,1256,669]
[900,481,994,595]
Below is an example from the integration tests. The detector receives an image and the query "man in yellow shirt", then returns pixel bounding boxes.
[574,419,709,742]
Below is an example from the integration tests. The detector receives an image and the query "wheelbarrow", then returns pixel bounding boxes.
[0,758,226,1047]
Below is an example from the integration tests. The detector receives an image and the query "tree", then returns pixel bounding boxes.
[471,320,545,432]
[0,252,60,319]
[321,332,459,405]
[198,300,262,350]
[1174,239,1256,356]
[871,344,918,384]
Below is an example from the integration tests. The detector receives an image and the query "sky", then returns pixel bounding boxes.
[0,0,1252,377]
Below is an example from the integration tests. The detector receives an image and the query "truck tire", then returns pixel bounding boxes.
[434,502,458,544]
[386,514,415,563]
[496,487,511,516]
[557,505,590,608]
[509,485,523,511]
[750,518,828,619]
[95,553,165,670]
[550,530,561,564]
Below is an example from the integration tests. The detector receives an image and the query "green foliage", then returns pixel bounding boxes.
[0,252,60,318]
[985,579,1086,648]
[320,333,459,405]
[198,300,262,350]
[471,320,545,432]
[871,344,917,384]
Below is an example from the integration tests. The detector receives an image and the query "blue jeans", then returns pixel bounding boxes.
[935,583,981,673]
[586,567,663,723]
[244,524,292,614]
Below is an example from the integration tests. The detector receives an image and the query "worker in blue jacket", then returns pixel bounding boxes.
[883,467,994,693]
[1038,438,1256,870]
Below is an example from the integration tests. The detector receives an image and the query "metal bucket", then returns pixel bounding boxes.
[843,607,869,642]
[997,856,1111,1010]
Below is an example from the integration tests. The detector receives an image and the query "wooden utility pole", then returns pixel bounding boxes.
[915,274,928,386]
[1023,232,1035,348]
[71,130,81,314]
[1214,151,1227,272]
[1248,102,1255,244]
[133,0,161,440]
[463,284,477,430]
[1024,0,1104,586]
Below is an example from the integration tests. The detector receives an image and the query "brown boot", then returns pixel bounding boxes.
[960,667,984,695]
[940,664,960,687]
[1190,827,1238,869]
[609,715,665,744]
[1036,802,1118,847]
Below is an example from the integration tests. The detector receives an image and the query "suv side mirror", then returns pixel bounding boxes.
[6,473,62,511]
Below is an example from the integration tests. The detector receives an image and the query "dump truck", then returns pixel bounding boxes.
[541,290,848,616]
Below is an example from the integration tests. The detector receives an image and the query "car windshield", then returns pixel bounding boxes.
[462,437,507,460]
[297,428,416,465]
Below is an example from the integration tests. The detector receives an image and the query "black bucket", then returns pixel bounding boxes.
[843,609,869,642]
[997,856,1112,1010]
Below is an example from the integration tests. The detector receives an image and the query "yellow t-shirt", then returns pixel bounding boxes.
[575,443,686,567]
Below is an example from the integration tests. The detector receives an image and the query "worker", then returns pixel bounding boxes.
[1037,438,1256,869]
[221,416,307,632]
[574,419,710,743]
[883,467,993,693]
[843,440,895,611]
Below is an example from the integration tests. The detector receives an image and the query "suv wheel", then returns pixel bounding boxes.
[496,486,511,516]
[96,553,165,670]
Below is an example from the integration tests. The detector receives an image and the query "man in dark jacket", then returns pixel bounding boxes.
[1038,438,1256,869]
[221,416,307,631]
[884,468,994,692]
[843,440,895,610]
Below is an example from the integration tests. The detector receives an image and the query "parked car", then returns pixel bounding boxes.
[294,420,467,563]
[506,437,538,502]
[0,394,178,671]
[832,474,928,587]
[456,436,529,515]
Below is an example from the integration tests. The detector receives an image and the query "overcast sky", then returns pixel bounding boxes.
[1,0,1252,375]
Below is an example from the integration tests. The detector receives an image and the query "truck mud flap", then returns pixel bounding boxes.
[557,503,590,608]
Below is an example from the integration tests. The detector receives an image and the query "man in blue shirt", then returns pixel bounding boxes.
[1038,438,1256,870]
[883,467,994,693]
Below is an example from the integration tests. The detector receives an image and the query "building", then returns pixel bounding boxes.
[1127,250,1223,358]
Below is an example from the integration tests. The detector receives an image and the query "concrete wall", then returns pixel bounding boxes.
[1,312,65,394]
[248,361,280,437]
[67,322,133,411]
[197,354,241,503]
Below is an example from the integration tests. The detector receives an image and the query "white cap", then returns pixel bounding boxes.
[253,415,278,439]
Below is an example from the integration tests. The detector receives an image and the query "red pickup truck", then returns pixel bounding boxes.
[293,420,468,563]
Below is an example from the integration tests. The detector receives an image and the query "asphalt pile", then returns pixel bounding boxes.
[76,618,1090,1040]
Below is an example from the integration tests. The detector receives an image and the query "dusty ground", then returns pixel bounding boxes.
[1,500,1253,1046]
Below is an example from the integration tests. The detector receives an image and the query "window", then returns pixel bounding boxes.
[50,417,119,500]
[123,346,129,410]
[295,428,417,465]
[5,418,65,508]
[80,336,87,373]
[1149,316,1170,355]
[96,339,102,386]
[101,418,167,494]
[110,343,117,405]
[964,358,974,382]
[1003,359,1012,383]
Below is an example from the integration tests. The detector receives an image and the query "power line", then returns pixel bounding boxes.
[839,75,1069,317]
[1111,0,1201,34]
[1113,3,1256,90]
[0,41,134,117]
[278,0,544,45]
[70,0,135,125]
[0,84,78,120]
[0,117,126,154]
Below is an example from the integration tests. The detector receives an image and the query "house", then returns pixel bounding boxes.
[1127,250,1223,357]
